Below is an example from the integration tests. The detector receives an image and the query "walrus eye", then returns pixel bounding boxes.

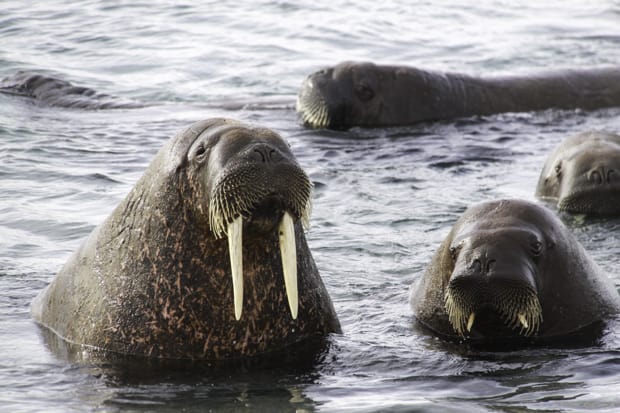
[449,246,458,261]
[355,82,375,101]
[554,163,562,177]
[195,144,207,160]
[531,240,543,256]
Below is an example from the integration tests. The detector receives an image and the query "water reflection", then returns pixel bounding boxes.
[37,325,331,412]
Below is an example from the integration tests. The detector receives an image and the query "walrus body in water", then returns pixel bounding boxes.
[410,199,620,346]
[0,71,140,109]
[32,118,341,360]
[536,131,620,216]
[297,61,620,129]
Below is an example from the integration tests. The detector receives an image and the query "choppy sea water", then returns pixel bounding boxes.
[2,1,620,412]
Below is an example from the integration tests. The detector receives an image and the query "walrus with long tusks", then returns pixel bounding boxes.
[31,118,341,360]
[297,61,620,130]
[410,199,620,346]
[536,131,620,216]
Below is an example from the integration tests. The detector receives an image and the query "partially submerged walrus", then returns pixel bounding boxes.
[536,131,620,216]
[32,118,341,360]
[410,199,620,345]
[0,71,140,109]
[297,61,620,129]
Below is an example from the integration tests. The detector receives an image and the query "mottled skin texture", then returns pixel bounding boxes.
[410,199,620,345]
[32,118,341,360]
[0,71,140,109]
[297,61,620,129]
[536,131,620,216]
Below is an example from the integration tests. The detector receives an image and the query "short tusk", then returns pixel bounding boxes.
[467,312,476,332]
[518,313,529,330]
[228,216,244,320]
[279,211,298,319]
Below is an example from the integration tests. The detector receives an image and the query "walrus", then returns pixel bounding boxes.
[0,70,140,109]
[536,131,620,216]
[410,199,620,346]
[31,118,341,360]
[296,61,620,129]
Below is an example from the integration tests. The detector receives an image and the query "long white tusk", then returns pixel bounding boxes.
[467,312,476,332]
[279,211,298,319]
[228,216,243,320]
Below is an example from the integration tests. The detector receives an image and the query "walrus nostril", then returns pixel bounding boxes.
[486,259,496,273]
[251,147,280,163]
[469,257,496,275]
[252,148,267,162]
[588,169,604,185]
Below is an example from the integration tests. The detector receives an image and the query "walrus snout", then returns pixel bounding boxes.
[296,76,333,129]
[204,134,313,322]
[248,143,285,164]
[243,195,287,235]
[444,275,543,338]
[537,131,620,216]
[297,66,351,130]
[586,165,617,185]
[208,157,312,238]
[445,239,543,338]
[557,161,620,215]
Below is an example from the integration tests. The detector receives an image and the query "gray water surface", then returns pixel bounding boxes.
[2,1,620,412]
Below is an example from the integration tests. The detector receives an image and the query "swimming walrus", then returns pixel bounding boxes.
[0,70,140,109]
[410,199,620,346]
[297,61,620,129]
[31,118,341,360]
[536,131,620,216]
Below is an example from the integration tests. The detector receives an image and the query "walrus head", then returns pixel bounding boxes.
[180,119,312,321]
[443,226,546,339]
[537,132,620,216]
[297,61,454,130]
[297,61,390,129]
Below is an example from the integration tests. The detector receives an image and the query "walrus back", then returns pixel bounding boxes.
[0,71,141,109]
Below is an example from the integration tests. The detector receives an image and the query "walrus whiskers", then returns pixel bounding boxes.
[296,87,331,128]
[444,285,543,337]
[444,289,475,337]
[209,162,312,320]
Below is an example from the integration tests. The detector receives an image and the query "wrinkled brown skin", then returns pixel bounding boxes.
[0,71,140,109]
[410,199,620,344]
[32,118,341,360]
[536,131,620,216]
[297,61,620,129]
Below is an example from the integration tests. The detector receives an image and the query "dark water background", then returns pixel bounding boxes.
[2,1,620,411]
